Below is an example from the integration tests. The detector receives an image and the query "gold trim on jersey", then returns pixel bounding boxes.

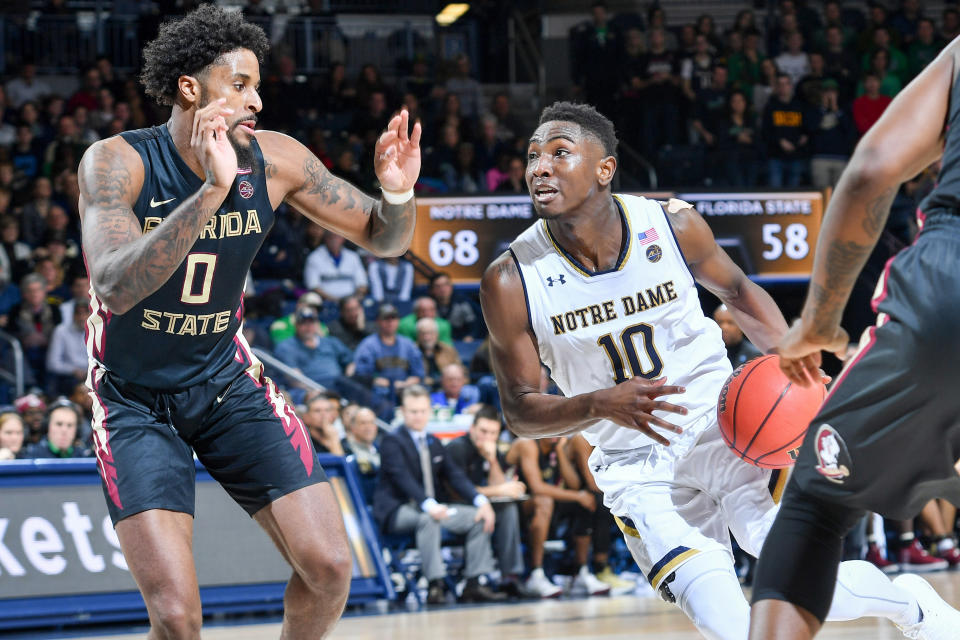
[650,548,701,589]
[614,515,641,539]
[769,468,791,505]
[541,194,634,277]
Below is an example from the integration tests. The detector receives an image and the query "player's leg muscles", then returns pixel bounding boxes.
[254,483,352,640]
[665,549,750,640]
[749,487,864,639]
[114,510,201,640]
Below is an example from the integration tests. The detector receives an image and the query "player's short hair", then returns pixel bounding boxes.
[140,4,270,106]
[537,101,618,158]
[472,404,501,426]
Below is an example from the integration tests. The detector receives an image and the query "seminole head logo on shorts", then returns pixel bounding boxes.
[813,424,851,484]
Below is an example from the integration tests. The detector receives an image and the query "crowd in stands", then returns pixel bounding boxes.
[0,0,958,607]
[571,0,950,187]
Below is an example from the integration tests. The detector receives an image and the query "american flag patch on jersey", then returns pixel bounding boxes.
[638,228,660,244]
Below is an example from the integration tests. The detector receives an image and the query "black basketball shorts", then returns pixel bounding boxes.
[789,214,960,520]
[87,360,327,524]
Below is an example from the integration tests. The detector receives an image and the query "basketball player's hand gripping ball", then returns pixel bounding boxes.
[374,109,422,194]
[191,97,238,190]
[776,317,848,387]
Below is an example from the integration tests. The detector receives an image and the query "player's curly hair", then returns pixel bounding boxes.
[140,4,270,106]
[538,101,618,158]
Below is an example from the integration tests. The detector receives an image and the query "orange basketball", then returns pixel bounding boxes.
[717,354,827,469]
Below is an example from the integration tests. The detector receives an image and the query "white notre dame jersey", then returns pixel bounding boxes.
[509,194,732,454]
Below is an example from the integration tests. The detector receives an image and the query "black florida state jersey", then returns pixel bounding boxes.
[87,124,274,389]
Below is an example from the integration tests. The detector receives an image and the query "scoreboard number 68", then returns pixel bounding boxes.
[428,229,480,267]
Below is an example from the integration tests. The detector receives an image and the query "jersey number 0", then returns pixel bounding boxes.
[597,323,663,383]
[181,253,217,304]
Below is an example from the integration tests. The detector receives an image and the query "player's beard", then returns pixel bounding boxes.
[226,126,254,170]
[198,90,254,170]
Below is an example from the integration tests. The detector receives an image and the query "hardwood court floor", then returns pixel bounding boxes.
[37,571,960,639]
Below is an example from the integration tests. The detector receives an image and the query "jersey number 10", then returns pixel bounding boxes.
[597,323,663,383]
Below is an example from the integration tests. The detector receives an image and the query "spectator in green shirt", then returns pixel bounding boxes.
[398,296,452,345]
[270,291,327,345]
[857,49,902,98]
[861,27,909,85]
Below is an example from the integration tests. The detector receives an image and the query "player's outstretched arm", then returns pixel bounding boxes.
[260,110,420,257]
[80,99,235,314]
[479,252,687,443]
[663,198,788,354]
[779,40,956,384]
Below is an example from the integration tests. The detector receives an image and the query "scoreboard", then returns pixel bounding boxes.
[675,191,825,282]
[410,191,826,283]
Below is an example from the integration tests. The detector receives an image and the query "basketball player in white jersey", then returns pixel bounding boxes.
[480,101,952,639]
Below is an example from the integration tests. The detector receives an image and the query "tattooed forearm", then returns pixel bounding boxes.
[369,197,417,256]
[91,186,224,314]
[861,186,897,236]
[806,238,872,335]
[80,141,226,314]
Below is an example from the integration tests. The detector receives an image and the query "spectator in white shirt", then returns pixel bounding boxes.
[57,274,90,327]
[774,31,811,87]
[304,231,368,302]
[5,63,52,109]
[46,298,90,396]
[368,256,413,304]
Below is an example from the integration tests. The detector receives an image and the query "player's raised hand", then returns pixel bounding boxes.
[374,109,422,193]
[776,318,848,387]
[595,377,687,446]
[191,98,237,190]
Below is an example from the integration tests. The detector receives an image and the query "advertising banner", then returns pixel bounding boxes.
[0,457,390,629]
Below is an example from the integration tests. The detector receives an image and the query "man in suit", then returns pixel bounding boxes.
[373,385,504,604]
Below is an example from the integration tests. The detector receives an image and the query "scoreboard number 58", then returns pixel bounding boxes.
[761,223,809,260]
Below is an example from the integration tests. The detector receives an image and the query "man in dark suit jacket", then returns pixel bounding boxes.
[373,385,503,605]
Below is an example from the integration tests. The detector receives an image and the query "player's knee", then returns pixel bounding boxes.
[295,538,352,595]
[150,593,202,639]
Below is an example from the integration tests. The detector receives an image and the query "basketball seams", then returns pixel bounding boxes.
[751,430,806,468]
[719,354,826,469]
[740,380,793,461]
[727,354,776,451]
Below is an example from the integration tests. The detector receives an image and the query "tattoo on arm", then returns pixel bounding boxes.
[862,186,897,236]
[297,156,414,254]
[82,144,224,313]
[808,239,873,335]
[369,198,417,255]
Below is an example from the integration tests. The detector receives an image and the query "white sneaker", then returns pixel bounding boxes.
[569,565,612,596]
[893,574,960,639]
[524,568,562,598]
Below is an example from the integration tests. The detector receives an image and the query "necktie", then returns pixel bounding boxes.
[418,435,435,499]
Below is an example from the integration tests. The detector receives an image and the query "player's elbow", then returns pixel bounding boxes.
[89,270,134,315]
[94,289,133,315]
[846,144,905,189]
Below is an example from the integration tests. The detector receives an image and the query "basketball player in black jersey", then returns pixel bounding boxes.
[77,7,420,639]
[749,40,960,640]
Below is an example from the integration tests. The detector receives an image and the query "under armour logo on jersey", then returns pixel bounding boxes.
[546,275,566,286]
